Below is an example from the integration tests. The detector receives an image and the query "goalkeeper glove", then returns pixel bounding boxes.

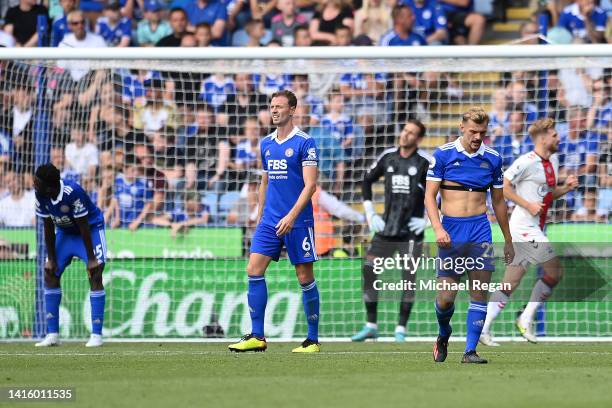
[363,200,385,233]
[408,217,427,235]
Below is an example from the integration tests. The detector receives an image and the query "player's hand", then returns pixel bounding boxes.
[275,214,295,236]
[564,175,578,191]
[128,220,140,231]
[170,223,182,238]
[366,213,385,233]
[433,226,451,248]
[408,217,427,235]
[503,241,515,265]
[525,201,544,216]
[44,259,57,276]
[87,258,100,274]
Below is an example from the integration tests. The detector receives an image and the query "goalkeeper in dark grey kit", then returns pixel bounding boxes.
[352,120,431,342]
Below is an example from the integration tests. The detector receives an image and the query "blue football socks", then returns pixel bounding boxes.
[301,280,320,342]
[248,276,268,338]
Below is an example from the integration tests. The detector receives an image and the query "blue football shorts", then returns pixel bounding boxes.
[54,227,107,276]
[436,213,494,277]
[250,223,318,265]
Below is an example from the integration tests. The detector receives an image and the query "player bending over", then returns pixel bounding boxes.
[228,90,321,353]
[352,120,431,342]
[480,118,578,346]
[33,164,107,347]
[425,107,514,364]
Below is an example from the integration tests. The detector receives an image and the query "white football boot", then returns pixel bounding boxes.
[35,333,60,347]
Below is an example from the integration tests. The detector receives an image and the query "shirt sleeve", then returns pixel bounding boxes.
[301,137,319,167]
[434,6,448,30]
[557,12,570,31]
[260,142,268,172]
[504,155,526,184]
[492,156,504,189]
[70,185,89,218]
[426,148,444,181]
[34,194,49,218]
[593,10,607,31]
[121,19,132,38]
[362,152,386,201]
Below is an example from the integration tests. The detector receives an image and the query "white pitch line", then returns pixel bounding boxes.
[1,351,612,357]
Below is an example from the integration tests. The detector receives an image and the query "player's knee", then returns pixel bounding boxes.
[436,294,454,309]
[89,269,104,290]
[295,264,314,285]
[467,13,486,28]
[542,273,561,288]
[246,261,265,277]
[44,272,60,289]
[470,290,488,302]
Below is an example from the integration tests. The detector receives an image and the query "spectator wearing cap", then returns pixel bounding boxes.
[51,0,76,47]
[400,0,448,44]
[379,5,427,46]
[271,0,307,46]
[137,0,172,46]
[557,0,607,43]
[156,7,188,46]
[437,0,485,44]
[3,0,49,47]
[95,0,132,46]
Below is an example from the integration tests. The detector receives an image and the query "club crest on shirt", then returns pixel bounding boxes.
[285,148,294,157]
[408,166,417,176]
[60,205,70,213]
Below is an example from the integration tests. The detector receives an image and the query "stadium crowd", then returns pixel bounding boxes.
[0,0,610,256]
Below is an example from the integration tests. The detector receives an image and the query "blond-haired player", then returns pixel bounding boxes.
[480,118,578,346]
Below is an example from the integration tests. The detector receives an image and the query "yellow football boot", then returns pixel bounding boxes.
[292,339,321,353]
[228,334,267,352]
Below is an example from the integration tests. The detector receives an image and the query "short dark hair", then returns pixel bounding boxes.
[35,163,61,188]
[392,5,410,21]
[406,119,426,138]
[270,90,298,108]
[169,7,186,17]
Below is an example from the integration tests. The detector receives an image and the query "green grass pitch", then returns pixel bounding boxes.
[1,342,611,408]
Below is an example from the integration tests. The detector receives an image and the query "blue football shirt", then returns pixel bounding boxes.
[558,3,607,42]
[400,0,448,39]
[427,137,504,190]
[95,16,132,46]
[35,179,104,234]
[379,29,427,46]
[260,126,319,228]
[200,75,236,110]
[113,174,151,227]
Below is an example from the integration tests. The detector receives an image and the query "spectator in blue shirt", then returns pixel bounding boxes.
[95,0,132,47]
[106,154,152,230]
[558,0,607,43]
[438,0,485,44]
[51,0,76,47]
[200,73,236,111]
[379,5,427,46]
[182,0,228,45]
[235,117,260,170]
[492,108,534,169]
[137,0,173,46]
[401,0,448,44]
[558,106,600,187]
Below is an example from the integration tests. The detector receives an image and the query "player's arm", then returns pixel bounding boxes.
[256,171,268,225]
[424,180,450,247]
[43,217,58,273]
[425,150,450,247]
[491,160,514,263]
[276,165,318,236]
[553,174,578,199]
[362,154,385,232]
[503,176,542,216]
[129,201,153,231]
[75,216,100,272]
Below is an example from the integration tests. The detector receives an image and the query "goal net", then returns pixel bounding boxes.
[0,47,610,341]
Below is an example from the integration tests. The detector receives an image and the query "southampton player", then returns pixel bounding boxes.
[352,120,431,342]
[480,118,578,346]
[425,107,514,364]
[228,90,321,353]
[33,164,107,347]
